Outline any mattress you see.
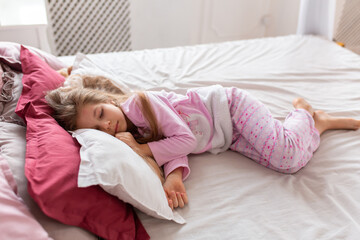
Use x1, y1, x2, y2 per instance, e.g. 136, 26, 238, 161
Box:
60, 35, 360, 239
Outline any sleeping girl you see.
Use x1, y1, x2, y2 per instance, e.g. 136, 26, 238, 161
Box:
46, 74, 360, 210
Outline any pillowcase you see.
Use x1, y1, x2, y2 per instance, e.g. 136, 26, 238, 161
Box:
15, 46, 149, 240
0, 122, 99, 240
73, 129, 186, 224
0, 41, 66, 72
68, 53, 132, 93
0, 156, 52, 240
0, 122, 27, 198
0, 62, 25, 125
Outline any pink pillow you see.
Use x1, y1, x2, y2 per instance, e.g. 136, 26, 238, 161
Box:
0, 42, 66, 72
15, 46, 149, 240
0, 156, 52, 240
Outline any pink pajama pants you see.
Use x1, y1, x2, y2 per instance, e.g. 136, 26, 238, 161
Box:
225, 87, 320, 173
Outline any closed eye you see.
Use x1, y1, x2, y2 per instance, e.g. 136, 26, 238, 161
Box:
99, 108, 103, 119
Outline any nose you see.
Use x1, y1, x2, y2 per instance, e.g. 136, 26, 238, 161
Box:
100, 120, 111, 132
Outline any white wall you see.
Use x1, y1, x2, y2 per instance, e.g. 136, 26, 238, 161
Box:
130, 0, 204, 50
0, 0, 47, 26
0, 0, 51, 52
130, 0, 300, 50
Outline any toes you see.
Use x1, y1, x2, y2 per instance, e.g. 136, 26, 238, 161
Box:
292, 97, 303, 107
293, 98, 314, 116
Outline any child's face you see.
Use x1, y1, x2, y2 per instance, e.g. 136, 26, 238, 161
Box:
76, 102, 127, 136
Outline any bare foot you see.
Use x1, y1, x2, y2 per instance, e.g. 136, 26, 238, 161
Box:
292, 98, 360, 134
313, 110, 360, 135
293, 98, 314, 117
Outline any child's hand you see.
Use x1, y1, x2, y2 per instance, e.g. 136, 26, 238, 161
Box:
115, 132, 154, 158
163, 167, 188, 209
115, 132, 139, 149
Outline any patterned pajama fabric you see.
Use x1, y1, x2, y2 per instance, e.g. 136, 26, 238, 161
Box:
225, 88, 320, 173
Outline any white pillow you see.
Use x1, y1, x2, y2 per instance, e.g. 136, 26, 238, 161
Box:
67, 53, 132, 94
73, 129, 186, 224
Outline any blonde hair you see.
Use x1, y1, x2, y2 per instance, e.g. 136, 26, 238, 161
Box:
46, 75, 161, 142
45, 74, 164, 182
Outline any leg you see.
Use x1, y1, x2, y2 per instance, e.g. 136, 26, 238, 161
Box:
226, 88, 318, 173
293, 98, 360, 135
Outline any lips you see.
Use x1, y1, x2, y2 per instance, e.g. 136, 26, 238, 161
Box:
114, 121, 119, 134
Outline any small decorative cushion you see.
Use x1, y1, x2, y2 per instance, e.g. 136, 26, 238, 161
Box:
74, 129, 186, 224
0, 62, 24, 125
15, 46, 149, 240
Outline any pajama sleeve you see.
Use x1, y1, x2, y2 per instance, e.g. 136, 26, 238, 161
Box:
145, 93, 197, 161
122, 93, 196, 180
163, 156, 190, 181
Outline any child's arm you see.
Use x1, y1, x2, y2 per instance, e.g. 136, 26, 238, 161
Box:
122, 93, 197, 169
115, 132, 190, 208
115, 131, 188, 208
115, 132, 165, 183
163, 167, 188, 209
115, 132, 153, 158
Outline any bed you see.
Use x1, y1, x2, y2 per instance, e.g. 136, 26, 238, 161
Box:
1, 34, 360, 239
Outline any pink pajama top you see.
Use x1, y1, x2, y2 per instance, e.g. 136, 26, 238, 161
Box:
120, 85, 233, 180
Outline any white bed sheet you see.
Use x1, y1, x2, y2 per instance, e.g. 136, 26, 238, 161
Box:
60, 35, 360, 239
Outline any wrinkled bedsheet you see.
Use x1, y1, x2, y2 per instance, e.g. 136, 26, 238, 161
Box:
60, 35, 360, 239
